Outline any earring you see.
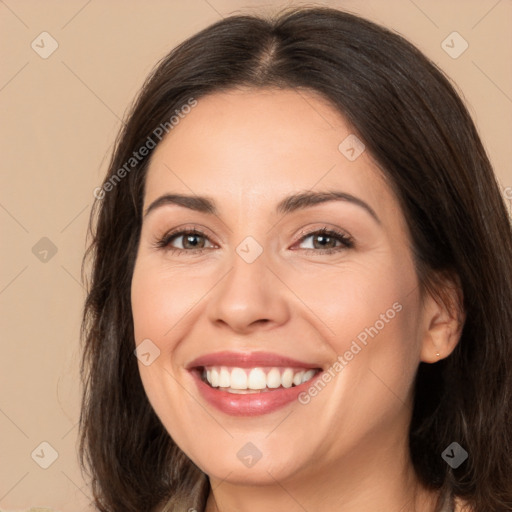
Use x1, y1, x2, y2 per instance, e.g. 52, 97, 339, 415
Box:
435, 351, 440, 357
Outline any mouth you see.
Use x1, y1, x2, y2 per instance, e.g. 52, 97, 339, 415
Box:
186, 351, 324, 416
197, 366, 321, 394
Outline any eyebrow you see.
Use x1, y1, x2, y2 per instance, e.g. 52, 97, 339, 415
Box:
143, 190, 380, 224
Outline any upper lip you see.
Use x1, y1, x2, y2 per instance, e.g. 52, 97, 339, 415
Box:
186, 351, 322, 370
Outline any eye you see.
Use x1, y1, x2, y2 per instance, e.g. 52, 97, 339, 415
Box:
154, 226, 354, 256
294, 227, 354, 254
155, 228, 215, 254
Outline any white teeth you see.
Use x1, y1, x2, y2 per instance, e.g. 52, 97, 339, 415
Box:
218, 367, 230, 387
302, 369, 316, 383
248, 368, 267, 390
230, 368, 247, 389
210, 368, 219, 387
202, 365, 319, 391
281, 368, 294, 388
293, 371, 304, 386
266, 368, 281, 388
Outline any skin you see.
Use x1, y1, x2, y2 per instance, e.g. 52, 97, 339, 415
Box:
131, 87, 463, 512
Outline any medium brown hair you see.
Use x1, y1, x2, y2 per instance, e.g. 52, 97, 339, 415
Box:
79, 6, 512, 511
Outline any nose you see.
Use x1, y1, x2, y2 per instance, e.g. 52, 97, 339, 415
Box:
206, 245, 291, 334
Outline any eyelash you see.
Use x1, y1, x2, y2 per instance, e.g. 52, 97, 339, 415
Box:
154, 226, 354, 256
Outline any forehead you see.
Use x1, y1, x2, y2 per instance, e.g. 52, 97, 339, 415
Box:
144, 88, 397, 225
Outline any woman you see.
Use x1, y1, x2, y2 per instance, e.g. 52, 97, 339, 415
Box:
79, 6, 512, 512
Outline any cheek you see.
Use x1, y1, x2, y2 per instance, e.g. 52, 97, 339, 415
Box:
130, 261, 205, 444
298, 254, 423, 411
131, 260, 209, 352
289, 258, 422, 443
335, 260, 422, 406
290, 253, 420, 354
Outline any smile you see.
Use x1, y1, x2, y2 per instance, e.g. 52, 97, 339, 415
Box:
187, 351, 324, 416
202, 366, 320, 393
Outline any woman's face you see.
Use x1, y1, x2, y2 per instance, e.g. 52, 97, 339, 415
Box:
131, 88, 429, 486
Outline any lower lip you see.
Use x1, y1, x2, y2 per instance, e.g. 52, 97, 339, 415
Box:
189, 369, 323, 416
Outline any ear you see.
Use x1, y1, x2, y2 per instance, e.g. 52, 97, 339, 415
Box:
419, 272, 465, 363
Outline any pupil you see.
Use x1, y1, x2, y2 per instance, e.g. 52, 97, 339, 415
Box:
315, 234, 332, 248
186, 234, 203, 248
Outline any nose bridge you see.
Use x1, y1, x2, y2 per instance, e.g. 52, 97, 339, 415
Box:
206, 234, 290, 332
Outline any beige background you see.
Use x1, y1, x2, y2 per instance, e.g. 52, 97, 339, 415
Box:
0, 0, 510, 510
